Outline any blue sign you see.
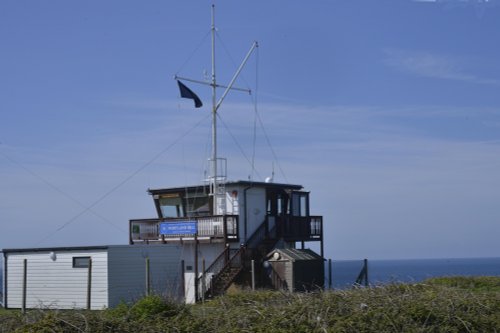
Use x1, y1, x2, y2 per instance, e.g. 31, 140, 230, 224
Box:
160, 221, 197, 235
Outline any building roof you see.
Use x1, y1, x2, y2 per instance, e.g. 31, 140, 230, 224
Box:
2, 245, 109, 254
1, 244, 180, 254
267, 248, 323, 262
148, 180, 303, 195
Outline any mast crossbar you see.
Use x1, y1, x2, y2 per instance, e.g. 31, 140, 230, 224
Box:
215, 41, 258, 112
174, 75, 251, 94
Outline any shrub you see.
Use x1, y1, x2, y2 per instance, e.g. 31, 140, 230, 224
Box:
129, 295, 185, 321
2, 278, 500, 332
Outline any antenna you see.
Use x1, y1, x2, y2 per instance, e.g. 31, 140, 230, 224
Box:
265, 162, 275, 183
176, 5, 259, 215
210, 4, 218, 214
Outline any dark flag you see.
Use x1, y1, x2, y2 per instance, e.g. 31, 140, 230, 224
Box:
177, 80, 203, 108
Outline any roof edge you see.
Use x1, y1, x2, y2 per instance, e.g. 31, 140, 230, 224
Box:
2, 245, 110, 254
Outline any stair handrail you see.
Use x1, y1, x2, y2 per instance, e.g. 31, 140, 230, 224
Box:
245, 218, 269, 250
196, 244, 230, 295
198, 217, 277, 300
203, 245, 230, 276
208, 245, 246, 295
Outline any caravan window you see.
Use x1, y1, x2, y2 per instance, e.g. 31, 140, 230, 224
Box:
72, 256, 90, 268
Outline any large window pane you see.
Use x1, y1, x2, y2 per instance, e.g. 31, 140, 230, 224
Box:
186, 195, 210, 216
160, 196, 185, 218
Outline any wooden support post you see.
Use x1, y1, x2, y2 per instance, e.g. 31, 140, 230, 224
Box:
328, 258, 332, 289
194, 235, 199, 302
145, 257, 151, 296
320, 220, 324, 259
181, 260, 185, 301
364, 258, 369, 287
223, 215, 228, 241
22, 259, 27, 314
86, 258, 92, 310
225, 243, 229, 264
301, 241, 305, 249
251, 260, 255, 291
201, 259, 206, 302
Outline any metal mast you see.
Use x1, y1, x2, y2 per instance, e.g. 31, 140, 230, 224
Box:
210, 4, 218, 214
176, 5, 258, 215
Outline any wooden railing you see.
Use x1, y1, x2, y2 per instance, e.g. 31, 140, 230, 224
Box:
213, 246, 245, 290
197, 245, 230, 299
276, 215, 323, 241
198, 245, 245, 300
195, 214, 323, 300
197, 219, 270, 300
129, 215, 238, 244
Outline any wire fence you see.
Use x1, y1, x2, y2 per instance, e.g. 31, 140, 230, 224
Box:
324, 257, 500, 290
324, 259, 368, 289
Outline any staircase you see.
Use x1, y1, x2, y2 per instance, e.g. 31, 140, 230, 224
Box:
197, 218, 279, 301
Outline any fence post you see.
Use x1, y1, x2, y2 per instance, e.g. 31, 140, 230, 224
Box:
201, 258, 206, 302
355, 258, 369, 287
145, 257, 151, 296
328, 258, 332, 289
22, 259, 27, 314
181, 260, 185, 301
87, 258, 92, 310
194, 235, 198, 302
251, 260, 255, 291
364, 258, 369, 287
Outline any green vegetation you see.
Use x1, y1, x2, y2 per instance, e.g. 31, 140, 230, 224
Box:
1, 276, 499, 332
425, 276, 500, 292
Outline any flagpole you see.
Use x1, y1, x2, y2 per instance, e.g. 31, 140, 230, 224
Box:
211, 4, 218, 214
175, 5, 257, 216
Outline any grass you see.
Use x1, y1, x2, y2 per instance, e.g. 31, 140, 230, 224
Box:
1, 276, 499, 332
425, 276, 500, 292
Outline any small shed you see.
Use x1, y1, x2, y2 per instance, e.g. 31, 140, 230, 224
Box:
2, 244, 182, 310
266, 248, 324, 292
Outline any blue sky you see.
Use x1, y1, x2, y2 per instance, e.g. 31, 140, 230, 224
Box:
1, 0, 500, 260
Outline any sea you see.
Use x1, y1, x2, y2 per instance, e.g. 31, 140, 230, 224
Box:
1, 257, 499, 299
327, 257, 500, 289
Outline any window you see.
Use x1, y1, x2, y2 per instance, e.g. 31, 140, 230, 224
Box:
159, 196, 185, 218
291, 192, 309, 217
73, 256, 91, 268
185, 195, 210, 217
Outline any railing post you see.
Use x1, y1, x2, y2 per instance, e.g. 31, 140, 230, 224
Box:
320, 219, 324, 258
225, 244, 229, 264
129, 222, 133, 244
223, 215, 227, 241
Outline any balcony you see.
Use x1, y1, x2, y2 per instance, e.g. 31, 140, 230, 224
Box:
129, 215, 239, 244
275, 215, 323, 242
